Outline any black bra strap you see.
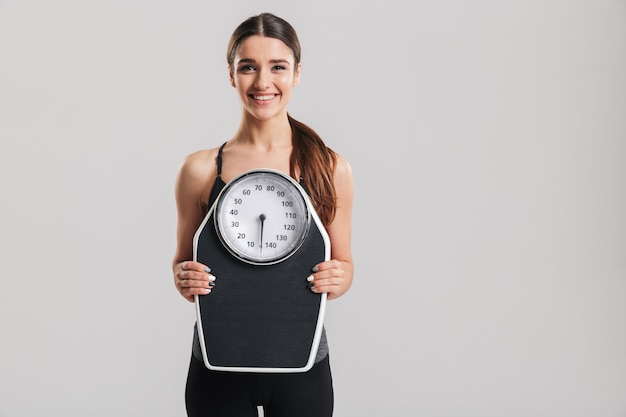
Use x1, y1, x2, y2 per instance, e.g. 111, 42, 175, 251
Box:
216, 142, 227, 176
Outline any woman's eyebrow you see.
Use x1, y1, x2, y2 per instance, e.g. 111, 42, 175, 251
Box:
236, 58, 291, 65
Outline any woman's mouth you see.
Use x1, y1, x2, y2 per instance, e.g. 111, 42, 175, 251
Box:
251, 94, 277, 101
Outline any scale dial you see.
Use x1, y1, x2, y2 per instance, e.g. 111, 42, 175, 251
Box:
214, 169, 311, 265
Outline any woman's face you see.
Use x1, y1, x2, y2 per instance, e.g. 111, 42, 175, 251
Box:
229, 35, 301, 122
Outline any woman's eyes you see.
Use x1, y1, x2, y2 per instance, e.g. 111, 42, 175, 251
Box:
238, 65, 287, 72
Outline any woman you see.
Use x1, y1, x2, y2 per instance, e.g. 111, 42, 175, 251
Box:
172, 13, 354, 417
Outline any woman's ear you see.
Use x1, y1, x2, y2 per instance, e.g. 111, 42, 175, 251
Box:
228, 65, 236, 87
293, 63, 301, 87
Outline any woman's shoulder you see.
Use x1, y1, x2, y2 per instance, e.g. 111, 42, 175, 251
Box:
181, 146, 221, 171
176, 146, 222, 186
333, 152, 352, 178
331, 152, 354, 194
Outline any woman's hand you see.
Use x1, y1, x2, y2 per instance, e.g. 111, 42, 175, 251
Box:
306, 259, 352, 301
174, 261, 216, 302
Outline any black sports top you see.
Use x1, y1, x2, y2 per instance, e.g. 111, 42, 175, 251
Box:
191, 142, 329, 364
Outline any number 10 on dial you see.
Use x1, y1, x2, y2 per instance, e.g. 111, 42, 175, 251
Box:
214, 169, 311, 265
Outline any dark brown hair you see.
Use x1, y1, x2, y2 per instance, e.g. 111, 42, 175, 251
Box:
227, 13, 337, 226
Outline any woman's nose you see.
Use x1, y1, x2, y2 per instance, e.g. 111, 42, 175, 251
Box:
254, 69, 270, 89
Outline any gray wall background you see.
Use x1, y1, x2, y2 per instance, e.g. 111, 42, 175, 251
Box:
1, 1, 625, 416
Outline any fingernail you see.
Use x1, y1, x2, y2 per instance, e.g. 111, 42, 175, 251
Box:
208, 275, 216, 281
204, 267, 212, 273
311, 266, 319, 272
204, 288, 212, 294
306, 275, 314, 282
208, 281, 216, 287
308, 282, 315, 288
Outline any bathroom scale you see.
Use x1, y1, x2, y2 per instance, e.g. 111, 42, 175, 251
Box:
193, 168, 330, 373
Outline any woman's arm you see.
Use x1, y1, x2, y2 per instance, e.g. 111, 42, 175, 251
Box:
307, 154, 354, 300
172, 150, 217, 302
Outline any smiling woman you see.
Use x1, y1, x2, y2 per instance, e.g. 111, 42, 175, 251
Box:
229, 35, 301, 123
171, 12, 354, 417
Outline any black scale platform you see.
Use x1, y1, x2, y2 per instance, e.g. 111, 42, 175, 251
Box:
193, 207, 328, 373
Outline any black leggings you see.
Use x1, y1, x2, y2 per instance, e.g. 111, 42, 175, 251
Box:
185, 354, 334, 417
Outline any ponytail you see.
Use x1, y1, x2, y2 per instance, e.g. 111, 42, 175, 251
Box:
288, 114, 337, 227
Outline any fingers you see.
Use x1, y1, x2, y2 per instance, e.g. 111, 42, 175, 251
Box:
306, 260, 344, 298
179, 261, 211, 274
176, 261, 216, 302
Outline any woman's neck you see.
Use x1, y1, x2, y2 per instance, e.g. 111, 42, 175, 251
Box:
232, 112, 292, 148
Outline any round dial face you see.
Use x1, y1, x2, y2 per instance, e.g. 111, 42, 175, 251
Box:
214, 169, 311, 264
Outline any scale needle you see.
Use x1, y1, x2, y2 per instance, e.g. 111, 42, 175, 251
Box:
259, 214, 266, 255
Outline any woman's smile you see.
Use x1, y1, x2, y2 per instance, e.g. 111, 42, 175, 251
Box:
250, 93, 278, 102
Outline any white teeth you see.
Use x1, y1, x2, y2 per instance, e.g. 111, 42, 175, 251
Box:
253, 95, 274, 101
